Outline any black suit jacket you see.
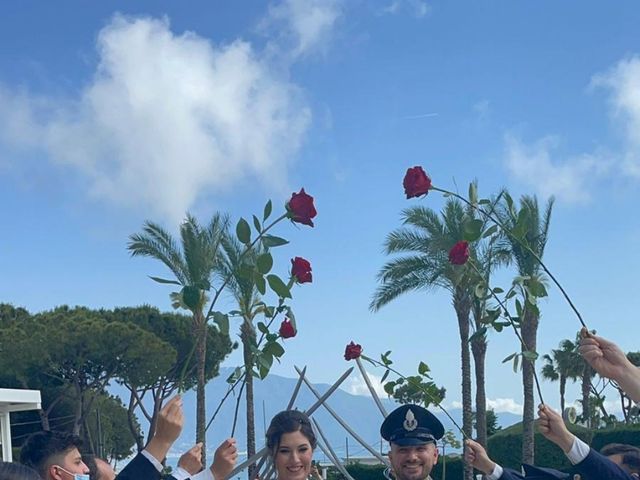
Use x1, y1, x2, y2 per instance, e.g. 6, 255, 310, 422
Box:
115, 453, 181, 480
575, 448, 636, 480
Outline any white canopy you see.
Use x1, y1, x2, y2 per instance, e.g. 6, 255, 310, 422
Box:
0, 388, 41, 461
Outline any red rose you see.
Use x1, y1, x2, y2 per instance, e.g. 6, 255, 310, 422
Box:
288, 188, 317, 227
291, 257, 312, 283
279, 318, 296, 339
449, 241, 470, 265
344, 341, 362, 361
403, 166, 432, 199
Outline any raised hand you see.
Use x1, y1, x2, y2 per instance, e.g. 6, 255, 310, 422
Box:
211, 438, 238, 480
464, 439, 496, 475
537, 404, 575, 453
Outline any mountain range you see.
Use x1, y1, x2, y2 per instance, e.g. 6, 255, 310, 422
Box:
115, 367, 521, 466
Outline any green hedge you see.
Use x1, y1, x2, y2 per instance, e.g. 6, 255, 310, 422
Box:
486, 420, 640, 471
335, 455, 463, 480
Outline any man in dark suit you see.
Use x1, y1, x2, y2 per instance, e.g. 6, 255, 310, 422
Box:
465, 438, 569, 479
464, 404, 640, 480
116, 395, 238, 480
538, 404, 639, 479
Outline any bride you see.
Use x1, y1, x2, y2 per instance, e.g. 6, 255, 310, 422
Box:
265, 410, 317, 480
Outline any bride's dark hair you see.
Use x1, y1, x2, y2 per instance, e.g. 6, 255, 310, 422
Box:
266, 410, 317, 454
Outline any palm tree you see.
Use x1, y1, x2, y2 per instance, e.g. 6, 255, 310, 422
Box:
541, 338, 582, 413
371, 199, 477, 480
497, 194, 554, 465
128, 213, 228, 462
218, 233, 264, 480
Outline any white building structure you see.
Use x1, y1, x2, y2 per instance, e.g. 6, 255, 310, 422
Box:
0, 388, 41, 461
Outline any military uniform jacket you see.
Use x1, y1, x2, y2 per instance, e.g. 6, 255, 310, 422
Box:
574, 448, 636, 480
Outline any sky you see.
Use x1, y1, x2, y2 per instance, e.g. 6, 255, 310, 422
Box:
1, 0, 640, 427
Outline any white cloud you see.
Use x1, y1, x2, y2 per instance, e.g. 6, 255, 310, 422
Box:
591, 55, 640, 177
447, 398, 522, 414
344, 371, 387, 398
0, 13, 314, 222
262, 0, 342, 59
503, 134, 611, 204
487, 397, 523, 415
381, 0, 431, 18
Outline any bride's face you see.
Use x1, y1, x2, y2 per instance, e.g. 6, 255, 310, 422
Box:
274, 430, 314, 480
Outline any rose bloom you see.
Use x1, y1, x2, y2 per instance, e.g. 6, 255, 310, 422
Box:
344, 341, 362, 360
279, 318, 296, 339
291, 257, 312, 283
448, 241, 470, 265
403, 167, 432, 199
288, 189, 317, 227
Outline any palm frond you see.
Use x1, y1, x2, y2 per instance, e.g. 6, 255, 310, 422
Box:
128, 221, 188, 285
384, 229, 432, 255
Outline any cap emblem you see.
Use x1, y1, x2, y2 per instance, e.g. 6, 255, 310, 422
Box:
403, 409, 418, 431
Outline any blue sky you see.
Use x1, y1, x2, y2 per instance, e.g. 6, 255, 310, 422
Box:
2, 0, 640, 425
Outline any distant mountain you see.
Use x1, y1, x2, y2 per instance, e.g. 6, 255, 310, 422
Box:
114, 368, 521, 462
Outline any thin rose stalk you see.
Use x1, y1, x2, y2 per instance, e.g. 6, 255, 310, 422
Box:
205, 371, 246, 432
467, 261, 545, 405
431, 185, 587, 329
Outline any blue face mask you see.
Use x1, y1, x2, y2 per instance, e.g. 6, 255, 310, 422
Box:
55, 465, 90, 480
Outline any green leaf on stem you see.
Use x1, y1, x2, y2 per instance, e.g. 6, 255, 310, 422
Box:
515, 299, 523, 317
384, 381, 396, 395
212, 311, 229, 336
263, 199, 273, 221
502, 353, 516, 363
264, 341, 285, 358
236, 218, 251, 244
418, 361, 430, 376
254, 273, 266, 296
527, 278, 548, 298
463, 218, 484, 242
381, 369, 390, 383
469, 327, 487, 341
513, 355, 520, 372
257, 322, 269, 334
262, 235, 289, 248
258, 351, 274, 370
149, 276, 182, 286
256, 252, 274, 275
267, 274, 292, 299
522, 350, 539, 361
253, 215, 262, 233
468, 182, 478, 205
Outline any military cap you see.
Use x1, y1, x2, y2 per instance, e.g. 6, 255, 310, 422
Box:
521, 464, 570, 479
380, 404, 444, 446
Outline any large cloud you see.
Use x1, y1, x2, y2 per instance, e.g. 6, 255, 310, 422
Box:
503, 134, 610, 204
592, 55, 640, 177
0, 13, 314, 221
